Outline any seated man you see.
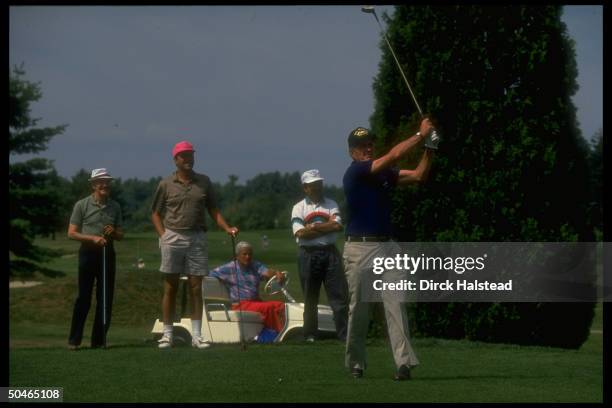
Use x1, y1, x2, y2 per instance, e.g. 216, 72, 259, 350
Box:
209, 241, 286, 332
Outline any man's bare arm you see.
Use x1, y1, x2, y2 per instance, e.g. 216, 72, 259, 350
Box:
398, 149, 434, 185
371, 118, 433, 174
68, 224, 107, 246
371, 133, 425, 174
151, 211, 165, 237
208, 207, 239, 235
295, 220, 342, 239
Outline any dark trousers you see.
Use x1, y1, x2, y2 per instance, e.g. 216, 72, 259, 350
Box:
298, 245, 348, 340
68, 244, 116, 347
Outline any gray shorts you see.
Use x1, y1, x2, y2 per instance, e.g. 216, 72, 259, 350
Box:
159, 228, 208, 276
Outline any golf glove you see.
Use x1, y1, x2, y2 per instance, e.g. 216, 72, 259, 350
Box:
423, 130, 440, 150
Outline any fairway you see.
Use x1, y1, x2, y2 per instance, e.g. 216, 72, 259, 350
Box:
9, 336, 603, 403
9, 230, 604, 402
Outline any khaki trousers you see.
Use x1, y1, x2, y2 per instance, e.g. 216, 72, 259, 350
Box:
342, 241, 419, 370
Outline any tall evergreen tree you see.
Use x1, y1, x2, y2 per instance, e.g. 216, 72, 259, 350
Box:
9, 65, 68, 277
369, 6, 596, 347
588, 129, 603, 239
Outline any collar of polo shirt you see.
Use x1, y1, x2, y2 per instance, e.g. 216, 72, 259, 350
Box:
305, 196, 325, 206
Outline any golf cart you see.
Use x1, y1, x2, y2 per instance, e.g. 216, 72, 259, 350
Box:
151, 272, 337, 344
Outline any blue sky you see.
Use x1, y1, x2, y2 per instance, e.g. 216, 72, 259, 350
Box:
9, 5, 603, 187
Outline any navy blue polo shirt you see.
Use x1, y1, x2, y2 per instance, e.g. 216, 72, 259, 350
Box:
343, 160, 399, 236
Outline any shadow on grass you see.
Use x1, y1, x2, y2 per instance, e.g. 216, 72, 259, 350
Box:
412, 374, 549, 381
14, 343, 156, 351
87, 344, 154, 350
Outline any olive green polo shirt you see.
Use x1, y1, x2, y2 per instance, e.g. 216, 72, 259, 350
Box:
69, 195, 123, 236
151, 171, 218, 231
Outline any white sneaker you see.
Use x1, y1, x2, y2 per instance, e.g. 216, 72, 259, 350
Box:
158, 334, 173, 349
191, 336, 211, 349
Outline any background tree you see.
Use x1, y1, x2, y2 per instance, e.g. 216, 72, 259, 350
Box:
9, 64, 68, 277
369, 5, 597, 348
211, 172, 346, 231
587, 129, 603, 240
119, 176, 162, 231
45, 170, 344, 234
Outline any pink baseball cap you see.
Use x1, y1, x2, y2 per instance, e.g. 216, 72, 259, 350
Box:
172, 141, 195, 158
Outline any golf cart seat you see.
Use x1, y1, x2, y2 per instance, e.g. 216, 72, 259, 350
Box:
206, 309, 264, 323
201, 277, 264, 343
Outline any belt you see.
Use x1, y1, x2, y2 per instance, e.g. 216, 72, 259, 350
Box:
300, 244, 336, 252
345, 236, 391, 242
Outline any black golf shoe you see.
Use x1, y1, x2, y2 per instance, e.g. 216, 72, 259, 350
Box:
393, 365, 411, 381
351, 367, 363, 379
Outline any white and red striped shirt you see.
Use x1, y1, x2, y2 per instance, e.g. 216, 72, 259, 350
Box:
291, 197, 342, 247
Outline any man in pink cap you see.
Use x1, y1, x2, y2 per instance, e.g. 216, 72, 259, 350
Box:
151, 141, 239, 349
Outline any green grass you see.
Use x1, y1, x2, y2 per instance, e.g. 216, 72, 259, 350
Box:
9, 334, 603, 402
9, 230, 603, 402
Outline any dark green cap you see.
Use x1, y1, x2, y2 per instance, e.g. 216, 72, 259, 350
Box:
347, 127, 374, 148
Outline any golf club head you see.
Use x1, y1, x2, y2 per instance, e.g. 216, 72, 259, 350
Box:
361, 5, 376, 14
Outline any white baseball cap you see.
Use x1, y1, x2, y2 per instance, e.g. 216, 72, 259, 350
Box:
301, 169, 324, 184
88, 168, 114, 181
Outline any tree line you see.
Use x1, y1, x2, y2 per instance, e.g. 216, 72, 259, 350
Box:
51, 170, 345, 233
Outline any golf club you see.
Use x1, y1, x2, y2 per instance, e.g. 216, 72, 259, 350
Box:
362, 5, 440, 146
361, 5, 424, 117
230, 234, 247, 351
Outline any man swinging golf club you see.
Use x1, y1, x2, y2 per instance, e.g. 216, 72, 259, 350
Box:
67, 168, 124, 350
343, 119, 439, 380
344, 6, 440, 380
152, 141, 239, 349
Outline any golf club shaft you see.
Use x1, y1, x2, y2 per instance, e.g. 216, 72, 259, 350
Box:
230, 234, 247, 349
371, 10, 424, 117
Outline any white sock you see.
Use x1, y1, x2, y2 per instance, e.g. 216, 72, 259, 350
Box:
163, 325, 174, 338
191, 320, 202, 338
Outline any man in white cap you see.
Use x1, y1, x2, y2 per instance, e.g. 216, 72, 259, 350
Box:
67, 168, 124, 350
151, 141, 239, 349
291, 169, 348, 342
